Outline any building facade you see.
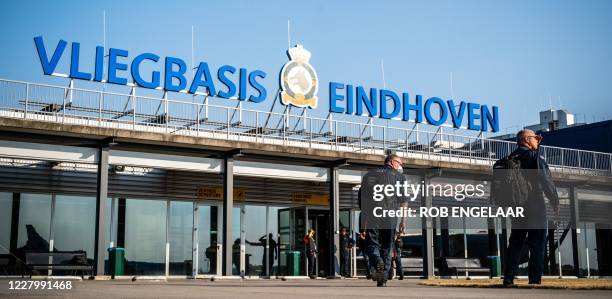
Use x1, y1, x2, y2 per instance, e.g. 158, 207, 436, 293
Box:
0, 79, 611, 279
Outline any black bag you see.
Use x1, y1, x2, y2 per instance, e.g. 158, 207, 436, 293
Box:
491, 154, 530, 208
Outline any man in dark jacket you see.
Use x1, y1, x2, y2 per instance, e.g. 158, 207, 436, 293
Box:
503, 129, 559, 286
360, 154, 407, 287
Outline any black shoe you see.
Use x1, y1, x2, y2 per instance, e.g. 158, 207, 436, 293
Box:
365, 274, 371, 280
374, 260, 385, 285
398, 277, 404, 280
309, 275, 316, 279
376, 280, 387, 287
502, 280, 516, 288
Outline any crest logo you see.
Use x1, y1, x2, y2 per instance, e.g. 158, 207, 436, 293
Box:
280, 45, 318, 109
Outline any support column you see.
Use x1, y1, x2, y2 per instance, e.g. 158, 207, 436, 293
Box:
328, 166, 340, 278
569, 186, 582, 277
93, 144, 109, 276
221, 150, 241, 275
222, 157, 234, 275
421, 174, 434, 279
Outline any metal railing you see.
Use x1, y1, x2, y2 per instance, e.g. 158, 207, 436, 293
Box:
0, 78, 610, 176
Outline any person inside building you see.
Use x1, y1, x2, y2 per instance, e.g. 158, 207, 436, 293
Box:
303, 228, 318, 279
503, 129, 560, 287
246, 233, 278, 277
339, 226, 354, 278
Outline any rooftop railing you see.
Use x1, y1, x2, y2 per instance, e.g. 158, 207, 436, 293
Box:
0, 78, 610, 176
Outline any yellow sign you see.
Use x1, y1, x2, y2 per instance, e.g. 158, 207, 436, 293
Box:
196, 187, 246, 201
292, 192, 328, 206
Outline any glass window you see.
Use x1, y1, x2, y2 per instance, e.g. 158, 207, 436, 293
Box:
169, 201, 193, 276
465, 218, 489, 260
580, 222, 598, 277
197, 205, 218, 275
124, 199, 167, 275
104, 197, 117, 274
53, 195, 96, 260
448, 217, 465, 258
0, 192, 12, 255
267, 207, 282, 276
244, 205, 266, 277
17, 193, 52, 251
231, 207, 241, 275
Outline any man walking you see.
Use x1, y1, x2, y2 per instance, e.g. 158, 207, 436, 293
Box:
359, 154, 406, 287
503, 129, 559, 286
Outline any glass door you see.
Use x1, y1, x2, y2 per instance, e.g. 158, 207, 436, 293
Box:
277, 207, 307, 276
194, 203, 220, 276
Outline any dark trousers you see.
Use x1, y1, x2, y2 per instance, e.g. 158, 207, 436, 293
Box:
504, 229, 546, 283
389, 255, 403, 279
341, 250, 350, 277
361, 250, 370, 277
364, 229, 394, 280
307, 252, 317, 276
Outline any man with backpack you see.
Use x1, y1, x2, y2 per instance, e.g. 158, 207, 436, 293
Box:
359, 154, 407, 287
496, 129, 559, 287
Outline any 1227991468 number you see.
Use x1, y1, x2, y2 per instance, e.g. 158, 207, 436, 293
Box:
8, 280, 72, 290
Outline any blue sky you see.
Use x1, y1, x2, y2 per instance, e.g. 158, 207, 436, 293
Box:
1, 0, 611, 135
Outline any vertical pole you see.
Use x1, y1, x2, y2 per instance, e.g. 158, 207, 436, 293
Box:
108, 198, 115, 248
421, 174, 434, 278
94, 144, 109, 276
49, 194, 56, 275
569, 186, 582, 277
192, 203, 199, 278
165, 200, 170, 278
239, 206, 245, 277
165, 93, 169, 133
24, 83, 29, 118
98, 92, 103, 124
328, 166, 340, 278
350, 210, 356, 277
195, 102, 200, 137
216, 205, 223, 275
132, 88, 137, 131
204, 96, 209, 121
222, 157, 234, 276
265, 206, 270, 278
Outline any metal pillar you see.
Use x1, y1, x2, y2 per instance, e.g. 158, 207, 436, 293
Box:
222, 149, 241, 276
222, 157, 234, 276
421, 174, 435, 279
569, 186, 582, 277
328, 166, 341, 278
93, 144, 109, 276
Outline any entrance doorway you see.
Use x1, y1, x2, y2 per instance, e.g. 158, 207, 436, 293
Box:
278, 207, 330, 277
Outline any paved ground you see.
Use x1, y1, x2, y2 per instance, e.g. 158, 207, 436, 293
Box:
1, 278, 611, 299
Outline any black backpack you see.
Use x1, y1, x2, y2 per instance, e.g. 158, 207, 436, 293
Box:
491, 153, 530, 208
